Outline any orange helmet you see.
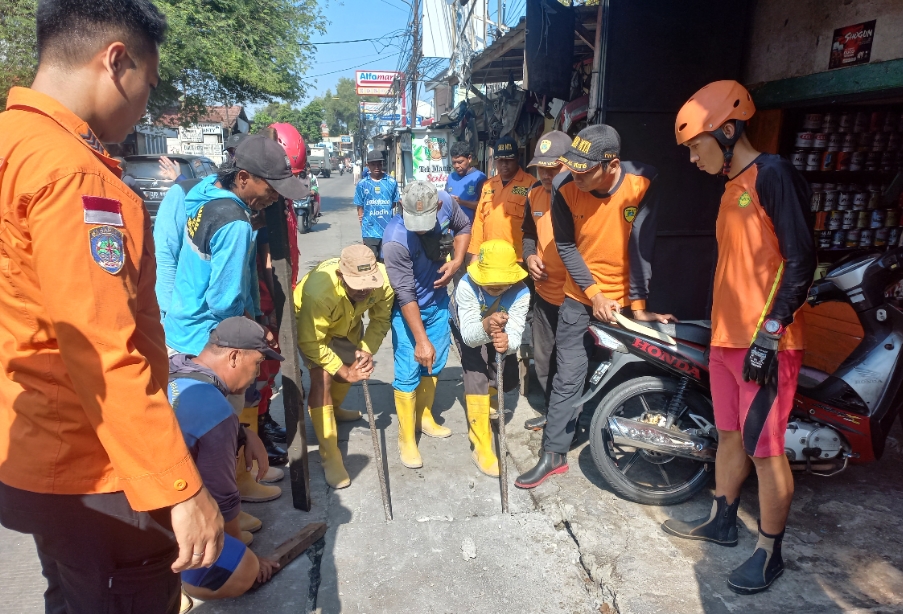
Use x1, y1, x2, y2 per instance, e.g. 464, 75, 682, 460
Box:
675, 80, 755, 145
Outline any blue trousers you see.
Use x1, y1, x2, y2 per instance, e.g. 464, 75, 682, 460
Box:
391, 294, 451, 392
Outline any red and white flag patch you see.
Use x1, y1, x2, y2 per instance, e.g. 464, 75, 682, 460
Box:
82, 196, 123, 226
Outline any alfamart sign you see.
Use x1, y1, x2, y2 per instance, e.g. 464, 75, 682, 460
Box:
356, 71, 404, 97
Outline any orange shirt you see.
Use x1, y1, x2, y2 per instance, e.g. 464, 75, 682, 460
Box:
553, 164, 657, 310
711, 155, 814, 350
467, 168, 535, 260
523, 184, 567, 306
0, 88, 201, 511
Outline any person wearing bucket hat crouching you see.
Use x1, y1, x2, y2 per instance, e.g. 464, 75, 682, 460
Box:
452, 240, 530, 476
382, 181, 472, 468
294, 245, 394, 488
521, 130, 572, 431
515, 124, 674, 489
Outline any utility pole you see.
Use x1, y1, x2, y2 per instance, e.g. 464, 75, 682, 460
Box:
410, 0, 420, 129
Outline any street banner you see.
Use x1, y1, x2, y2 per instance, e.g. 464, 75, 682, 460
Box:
356, 71, 403, 97
423, 0, 453, 59
411, 128, 451, 189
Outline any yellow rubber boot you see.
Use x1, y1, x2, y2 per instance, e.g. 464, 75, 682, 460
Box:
239, 530, 254, 546
236, 447, 283, 502
330, 380, 362, 422
489, 386, 499, 418
308, 405, 351, 488
466, 395, 499, 477
238, 510, 262, 533
415, 376, 451, 438
239, 405, 285, 483
394, 389, 423, 468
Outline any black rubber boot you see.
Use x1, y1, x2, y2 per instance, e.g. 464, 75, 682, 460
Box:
661, 495, 740, 546
727, 522, 785, 595
260, 429, 288, 466
514, 451, 568, 489
259, 411, 287, 443
524, 415, 547, 431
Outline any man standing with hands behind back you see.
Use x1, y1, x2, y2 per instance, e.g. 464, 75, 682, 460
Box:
355, 151, 401, 259
0, 1, 223, 611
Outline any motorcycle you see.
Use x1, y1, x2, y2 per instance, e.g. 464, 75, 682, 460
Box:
579, 246, 903, 506
293, 190, 321, 234
339, 165, 345, 176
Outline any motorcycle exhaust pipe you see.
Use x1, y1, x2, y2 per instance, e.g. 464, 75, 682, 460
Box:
607, 416, 716, 462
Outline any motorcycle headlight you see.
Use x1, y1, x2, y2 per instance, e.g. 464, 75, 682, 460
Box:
588, 325, 627, 353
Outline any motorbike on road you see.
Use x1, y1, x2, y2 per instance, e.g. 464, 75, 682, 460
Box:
294, 179, 321, 234
580, 246, 903, 506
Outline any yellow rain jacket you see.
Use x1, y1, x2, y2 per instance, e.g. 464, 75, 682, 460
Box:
294, 258, 394, 374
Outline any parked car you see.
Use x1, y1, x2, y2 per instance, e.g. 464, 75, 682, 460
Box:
123, 154, 219, 221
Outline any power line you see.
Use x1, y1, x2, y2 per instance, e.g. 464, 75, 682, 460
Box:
305, 52, 402, 79
306, 32, 406, 45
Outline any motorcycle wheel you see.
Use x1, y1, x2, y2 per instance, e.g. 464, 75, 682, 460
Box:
298, 212, 310, 234
589, 375, 714, 506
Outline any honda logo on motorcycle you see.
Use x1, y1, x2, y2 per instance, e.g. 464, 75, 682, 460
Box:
632, 338, 701, 379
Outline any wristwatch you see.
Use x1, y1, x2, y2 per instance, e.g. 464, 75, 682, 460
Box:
762, 318, 785, 337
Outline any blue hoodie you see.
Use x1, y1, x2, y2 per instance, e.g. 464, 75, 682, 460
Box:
154, 175, 216, 318
163, 179, 259, 355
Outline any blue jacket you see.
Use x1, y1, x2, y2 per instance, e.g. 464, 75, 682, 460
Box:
163, 179, 259, 355
154, 176, 216, 318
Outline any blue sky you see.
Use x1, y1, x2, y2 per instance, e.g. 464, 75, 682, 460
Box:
303, 0, 414, 101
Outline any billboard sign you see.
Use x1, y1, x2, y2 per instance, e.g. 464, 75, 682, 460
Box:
411, 129, 451, 189
356, 71, 403, 97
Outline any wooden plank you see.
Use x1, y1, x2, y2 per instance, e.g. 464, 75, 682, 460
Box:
750, 58, 903, 109
265, 202, 311, 511
800, 303, 863, 373
252, 522, 328, 589
746, 109, 783, 155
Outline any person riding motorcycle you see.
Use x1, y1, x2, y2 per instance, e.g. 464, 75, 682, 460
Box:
662, 80, 815, 595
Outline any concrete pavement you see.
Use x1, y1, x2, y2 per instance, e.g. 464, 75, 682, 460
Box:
4, 171, 901, 613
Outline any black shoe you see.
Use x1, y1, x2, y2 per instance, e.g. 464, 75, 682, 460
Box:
261, 433, 288, 466
661, 495, 739, 546
514, 451, 568, 489
259, 412, 287, 443
727, 523, 785, 594
524, 415, 547, 431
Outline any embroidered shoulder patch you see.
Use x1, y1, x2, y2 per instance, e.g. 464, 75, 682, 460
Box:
738, 191, 752, 208
511, 186, 529, 197
623, 206, 638, 223
89, 226, 125, 274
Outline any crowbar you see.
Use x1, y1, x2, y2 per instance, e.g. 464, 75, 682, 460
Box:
362, 378, 392, 521
496, 352, 509, 514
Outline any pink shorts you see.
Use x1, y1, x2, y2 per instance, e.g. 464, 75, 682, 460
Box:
709, 346, 802, 458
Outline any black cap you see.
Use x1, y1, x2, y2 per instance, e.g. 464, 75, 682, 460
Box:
528, 131, 571, 168
233, 135, 309, 200
494, 136, 518, 159
559, 124, 621, 173
208, 317, 284, 362
366, 150, 384, 163
225, 132, 249, 152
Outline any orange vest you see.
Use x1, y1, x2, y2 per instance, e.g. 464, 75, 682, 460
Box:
528, 185, 567, 306
0, 88, 201, 511
468, 168, 535, 261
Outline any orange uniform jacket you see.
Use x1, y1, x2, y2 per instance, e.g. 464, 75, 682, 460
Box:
551, 163, 659, 310
711, 154, 815, 350
521, 182, 568, 306
0, 88, 202, 511
467, 168, 535, 260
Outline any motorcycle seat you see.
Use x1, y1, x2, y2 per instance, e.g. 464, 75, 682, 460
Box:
639, 320, 712, 347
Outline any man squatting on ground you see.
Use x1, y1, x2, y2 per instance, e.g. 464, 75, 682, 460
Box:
452, 241, 530, 477
294, 245, 395, 489
0, 1, 224, 610
382, 181, 472, 468
521, 131, 573, 429
356, 150, 401, 259
516, 124, 674, 489
169, 318, 285, 599
662, 80, 815, 595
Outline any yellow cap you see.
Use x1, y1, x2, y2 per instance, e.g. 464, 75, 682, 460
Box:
467, 240, 528, 286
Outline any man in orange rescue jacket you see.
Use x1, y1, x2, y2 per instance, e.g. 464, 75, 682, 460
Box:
0, 1, 223, 611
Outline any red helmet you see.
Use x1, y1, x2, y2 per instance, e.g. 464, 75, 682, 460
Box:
270, 123, 307, 174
